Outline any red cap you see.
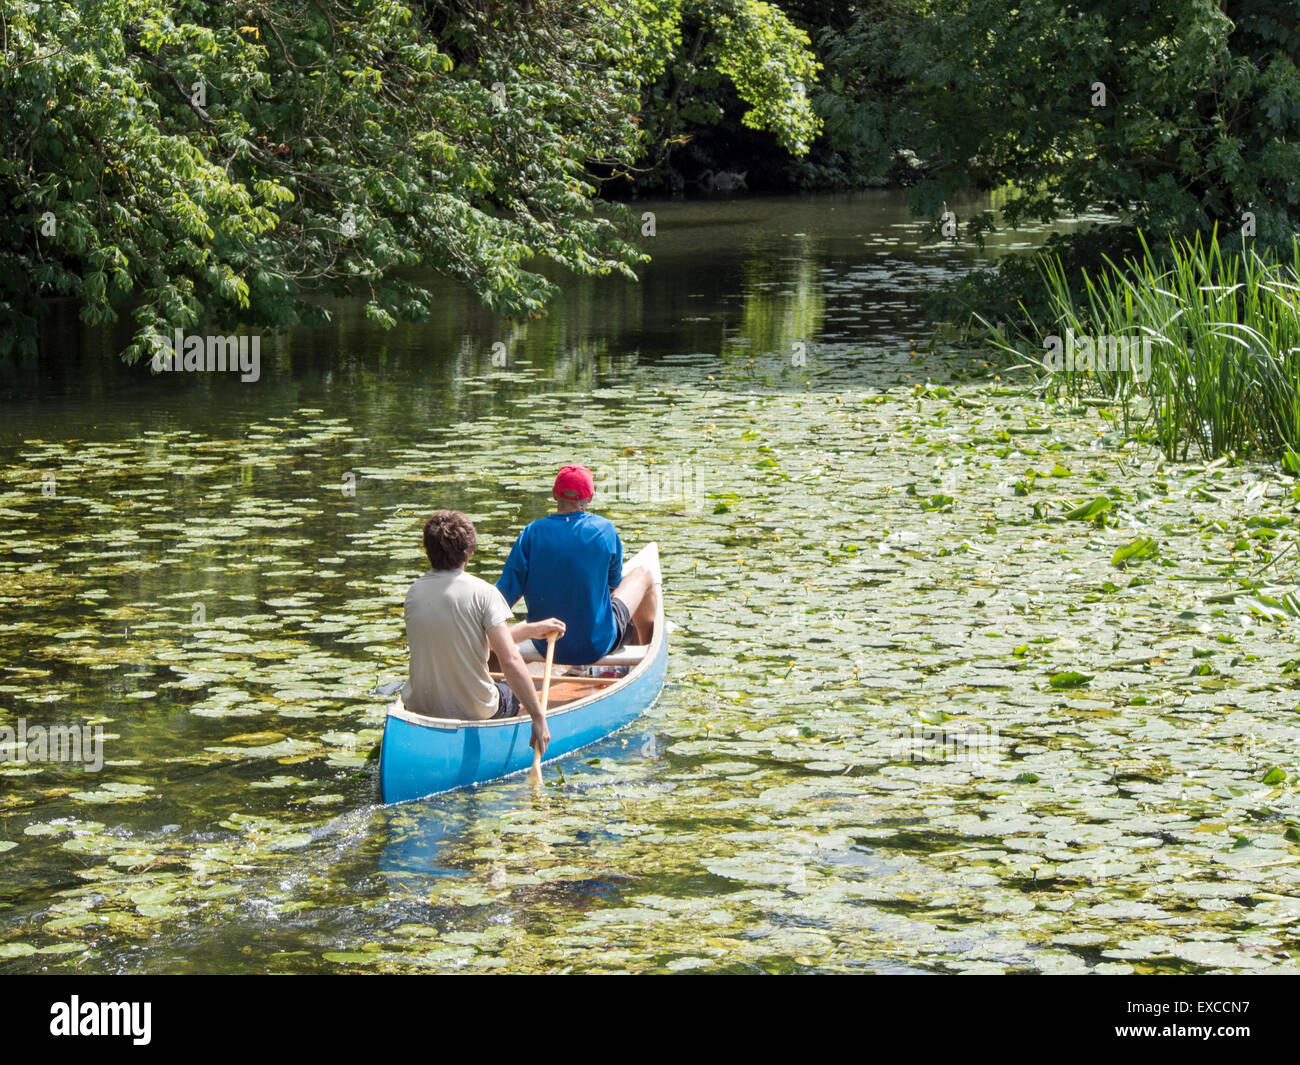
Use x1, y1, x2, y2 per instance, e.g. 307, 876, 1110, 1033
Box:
553, 464, 595, 501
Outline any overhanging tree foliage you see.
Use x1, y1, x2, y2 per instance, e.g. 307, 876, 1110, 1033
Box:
0, 0, 820, 360
906, 0, 1300, 245
814, 1, 1300, 247
598, 0, 823, 192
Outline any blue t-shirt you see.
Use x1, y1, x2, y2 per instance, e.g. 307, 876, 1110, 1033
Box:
496, 511, 623, 664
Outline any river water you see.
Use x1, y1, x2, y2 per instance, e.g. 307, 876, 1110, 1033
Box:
2, 193, 1298, 973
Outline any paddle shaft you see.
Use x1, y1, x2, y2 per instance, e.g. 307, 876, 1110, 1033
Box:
539, 634, 556, 712
528, 632, 557, 785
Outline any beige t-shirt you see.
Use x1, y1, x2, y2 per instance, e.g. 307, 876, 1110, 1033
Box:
402, 568, 513, 719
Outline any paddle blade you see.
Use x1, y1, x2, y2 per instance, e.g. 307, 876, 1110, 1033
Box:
527, 748, 542, 787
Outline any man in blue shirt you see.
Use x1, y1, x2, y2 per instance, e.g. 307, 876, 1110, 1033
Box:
496, 465, 657, 664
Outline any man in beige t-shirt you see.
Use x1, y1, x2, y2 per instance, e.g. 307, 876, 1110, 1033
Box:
403, 511, 563, 758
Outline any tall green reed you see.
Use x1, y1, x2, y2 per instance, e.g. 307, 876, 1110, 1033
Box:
979, 228, 1300, 463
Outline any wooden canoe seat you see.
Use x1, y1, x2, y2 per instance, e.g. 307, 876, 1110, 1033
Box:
518, 642, 650, 667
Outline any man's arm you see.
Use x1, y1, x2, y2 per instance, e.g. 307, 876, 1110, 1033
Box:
608, 530, 624, 592
495, 530, 528, 608
511, 618, 565, 644
487, 622, 550, 756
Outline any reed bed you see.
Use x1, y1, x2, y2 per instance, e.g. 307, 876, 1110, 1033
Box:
981, 229, 1300, 463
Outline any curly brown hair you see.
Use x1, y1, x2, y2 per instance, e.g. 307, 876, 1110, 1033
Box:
422, 510, 477, 570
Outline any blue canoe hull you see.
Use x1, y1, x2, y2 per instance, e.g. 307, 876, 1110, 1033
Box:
379, 593, 667, 803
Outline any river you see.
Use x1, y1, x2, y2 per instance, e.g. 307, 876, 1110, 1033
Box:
2, 193, 1297, 974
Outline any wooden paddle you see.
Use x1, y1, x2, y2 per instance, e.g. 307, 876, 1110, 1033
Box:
527, 631, 557, 787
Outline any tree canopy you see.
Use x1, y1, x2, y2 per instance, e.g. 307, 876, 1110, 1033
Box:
0, 0, 820, 359
814, 1, 1300, 247
5, 0, 1300, 360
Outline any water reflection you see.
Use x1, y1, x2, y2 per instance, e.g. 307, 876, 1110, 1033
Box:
3, 192, 1072, 442
7, 191, 1177, 975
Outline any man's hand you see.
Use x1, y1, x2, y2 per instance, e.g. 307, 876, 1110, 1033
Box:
530, 714, 551, 758
512, 617, 566, 643
531, 617, 566, 640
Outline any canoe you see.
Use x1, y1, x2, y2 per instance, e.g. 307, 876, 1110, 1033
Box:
379, 543, 667, 803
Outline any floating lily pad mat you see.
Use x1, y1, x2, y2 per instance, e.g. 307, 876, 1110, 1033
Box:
1, 196, 1297, 974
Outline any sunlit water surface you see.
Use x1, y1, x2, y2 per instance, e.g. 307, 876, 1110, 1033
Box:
2, 194, 1298, 974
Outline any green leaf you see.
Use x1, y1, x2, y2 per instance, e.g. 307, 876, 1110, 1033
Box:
1262, 767, 1287, 785
1063, 496, 1112, 521
1048, 671, 1093, 690
1112, 536, 1158, 567
1237, 595, 1300, 621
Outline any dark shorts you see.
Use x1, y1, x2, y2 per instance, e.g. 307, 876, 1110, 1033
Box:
491, 679, 521, 719
608, 596, 633, 656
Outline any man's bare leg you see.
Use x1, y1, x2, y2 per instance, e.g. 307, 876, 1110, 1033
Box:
613, 566, 658, 645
